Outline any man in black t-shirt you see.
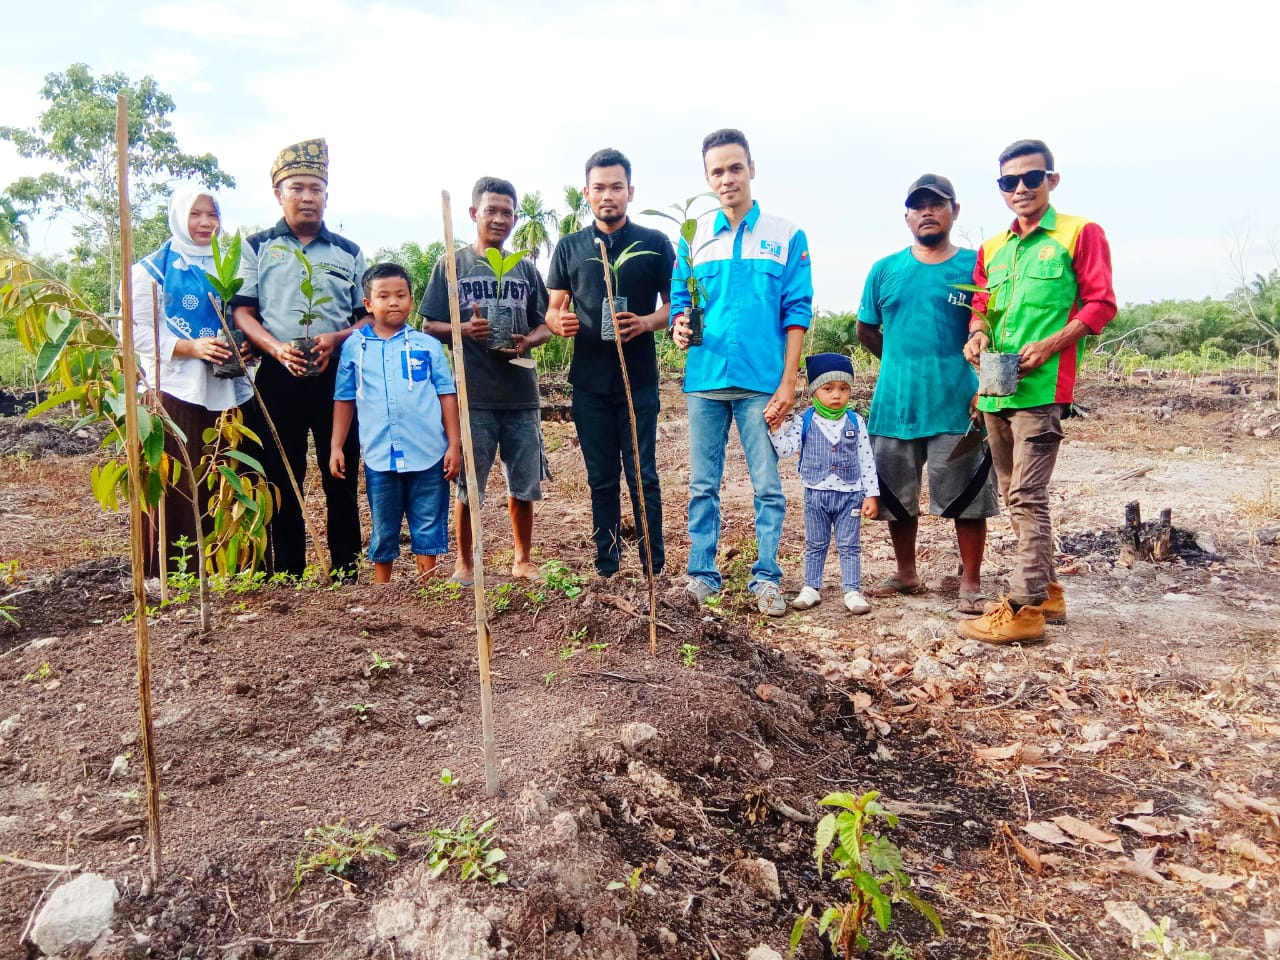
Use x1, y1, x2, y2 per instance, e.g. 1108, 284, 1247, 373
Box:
422, 177, 551, 582
546, 148, 675, 578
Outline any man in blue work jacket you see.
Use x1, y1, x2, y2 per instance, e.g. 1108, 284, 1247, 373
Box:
671, 128, 813, 616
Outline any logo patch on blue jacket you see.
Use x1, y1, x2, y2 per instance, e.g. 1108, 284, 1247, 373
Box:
759, 240, 783, 257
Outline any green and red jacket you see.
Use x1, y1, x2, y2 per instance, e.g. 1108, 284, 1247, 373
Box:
971, 206, 1115, 411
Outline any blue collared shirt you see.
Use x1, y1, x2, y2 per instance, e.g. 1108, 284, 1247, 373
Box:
671, 201, 813, 394
333, 325, 456, 473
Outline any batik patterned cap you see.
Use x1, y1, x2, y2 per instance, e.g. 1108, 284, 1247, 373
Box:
271, 138, 328, 187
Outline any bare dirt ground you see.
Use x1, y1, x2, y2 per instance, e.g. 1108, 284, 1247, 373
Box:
0, 372, 1277, 960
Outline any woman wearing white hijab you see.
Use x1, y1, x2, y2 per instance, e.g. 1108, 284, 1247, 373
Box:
131, 186, 253, 576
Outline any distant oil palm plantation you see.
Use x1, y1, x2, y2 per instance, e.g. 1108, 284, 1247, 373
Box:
512, 191, 557, 264
559, 186, 589, 237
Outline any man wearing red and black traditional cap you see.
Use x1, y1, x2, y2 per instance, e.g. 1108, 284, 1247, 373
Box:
233, 138, 369, 580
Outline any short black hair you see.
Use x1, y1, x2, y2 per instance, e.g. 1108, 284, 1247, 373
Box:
584, 148, 631, 183
472, 176, 517, 207
998, 139, 1055, 171
362, 262, 412, 298
702, 128, 752, 165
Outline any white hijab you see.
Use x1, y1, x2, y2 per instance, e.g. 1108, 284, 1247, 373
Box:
167, 185, 221, 259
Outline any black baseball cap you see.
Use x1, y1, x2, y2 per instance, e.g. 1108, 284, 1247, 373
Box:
905, 174, 956, 205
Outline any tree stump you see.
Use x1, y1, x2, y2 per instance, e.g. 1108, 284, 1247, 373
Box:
1118, 501, 1173, 565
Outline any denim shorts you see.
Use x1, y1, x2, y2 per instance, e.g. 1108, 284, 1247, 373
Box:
455, 407, 549, 504
365, 461, 449, 561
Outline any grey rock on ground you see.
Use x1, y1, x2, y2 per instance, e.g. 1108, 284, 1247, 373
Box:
30, 873, 119, 957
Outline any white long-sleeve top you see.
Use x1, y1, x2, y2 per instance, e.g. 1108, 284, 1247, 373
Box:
130, 261, 252, 411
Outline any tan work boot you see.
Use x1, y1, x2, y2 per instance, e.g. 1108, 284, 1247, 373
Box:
1034, 582, 1066, 624
959, 598, 1046, 644
984, 582, 1066, 624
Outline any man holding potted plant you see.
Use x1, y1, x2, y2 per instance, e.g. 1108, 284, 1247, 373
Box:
670, 129, 813, 616
856, 174, 999, 616
232, 138, 368, 580
545, 148, 675, 579
421, 177, 551, 583
960, 139, 1116, 643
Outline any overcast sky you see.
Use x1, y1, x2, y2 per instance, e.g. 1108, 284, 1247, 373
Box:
3, 0, 1278, 311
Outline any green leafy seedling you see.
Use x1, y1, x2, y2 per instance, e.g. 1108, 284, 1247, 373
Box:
792, 790, 942, 958
541, 559, 585, 598
439, 768, 455, 787
677, 643, 699, 668
419, 815, 508, 885
368, 651, 394, 677
348, 702, 374, 722
293, 820, 396, 892
483, 247, 529, 303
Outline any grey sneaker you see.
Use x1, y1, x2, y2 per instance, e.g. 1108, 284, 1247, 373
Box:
754, 582, 787, 617
685, 578, 716, 604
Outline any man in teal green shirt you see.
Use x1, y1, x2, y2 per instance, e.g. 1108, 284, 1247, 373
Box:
857, 174, 998, 615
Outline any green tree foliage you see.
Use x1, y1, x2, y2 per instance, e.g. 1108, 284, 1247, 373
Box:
371, 240, 449, 303
559, 185, 589, 237
0, 195, 31, 249
1097, 298, 1261, 358
0, 63, 234, 312
512, 191, 557, 264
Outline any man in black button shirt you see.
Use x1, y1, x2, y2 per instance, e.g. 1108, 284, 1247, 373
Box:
546, 148, 675, 578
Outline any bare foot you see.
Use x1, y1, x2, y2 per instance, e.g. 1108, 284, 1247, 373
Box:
450, 564, 474, 585
510, 560, 540, 580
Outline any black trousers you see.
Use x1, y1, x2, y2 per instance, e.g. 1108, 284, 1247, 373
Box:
247, 357, 361, 578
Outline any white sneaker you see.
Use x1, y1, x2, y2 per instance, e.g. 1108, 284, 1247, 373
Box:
844, 590, 872, 614
790, 586, 822, 610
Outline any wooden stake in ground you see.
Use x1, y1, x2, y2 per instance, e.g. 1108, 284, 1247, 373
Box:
115, 93, 162, 886
597, 240, 658, 655
441, 191, 498, 797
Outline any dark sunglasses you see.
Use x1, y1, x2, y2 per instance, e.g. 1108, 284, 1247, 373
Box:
997, 170, 1051, 192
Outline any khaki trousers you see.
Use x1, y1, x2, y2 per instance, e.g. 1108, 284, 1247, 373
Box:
983, 404, 1063, 605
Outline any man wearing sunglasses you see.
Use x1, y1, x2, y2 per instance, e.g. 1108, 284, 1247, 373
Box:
960, 139, 1115, 644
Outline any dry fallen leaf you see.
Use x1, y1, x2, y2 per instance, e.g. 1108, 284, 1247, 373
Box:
1105, 847, 1165, 884
1001, 822, 1042, 874
1104, 901, 1158, 948
1052, 815, 1125, 853
974, 743, 1023, 762
1070, 738, 1118, 754
1024, 820, 1073, 846
1047, 686, 1081, 711
1111, 814, 1193, 840
1166, 864, 1243, 889
1219, 834, 1276, 865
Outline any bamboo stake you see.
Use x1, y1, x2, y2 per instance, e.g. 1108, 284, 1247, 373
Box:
115, 94, 162, 887
441, 191, 498, 797
597, 241, 658, 655
151, 282, 168, 603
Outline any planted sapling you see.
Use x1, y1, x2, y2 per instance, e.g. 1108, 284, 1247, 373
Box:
271, 245, 334, 377
789, 790, 943, 958
588, 241, 660, 341
419, 815, 508, 884
293, 820, 396, 892
642, 194, 716, 345
481, 246, 530, 351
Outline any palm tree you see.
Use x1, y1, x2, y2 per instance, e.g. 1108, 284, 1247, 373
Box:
559, 185, 590, 237
0, 195, 31, 249
512, 191, 557, 264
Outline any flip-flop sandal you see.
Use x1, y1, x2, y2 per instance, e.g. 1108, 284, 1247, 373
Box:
866, 577, 928, 598
957, 591, 987, 615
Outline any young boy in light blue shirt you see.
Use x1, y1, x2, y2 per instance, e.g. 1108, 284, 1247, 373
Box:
331, 264, 461, 583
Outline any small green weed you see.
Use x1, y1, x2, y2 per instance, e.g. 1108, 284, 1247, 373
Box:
677, 643, 699, 668
419, 815, 508, 884
420, 578, 463, 605
23, 661, 52, 682
488, 582, 517, 613
368, 651, 394, 678
790, 791, 942, 958
293, 820, 396, 892
1143, 918, 1211, 960
439, 768, 456, 787
541, 559, 585, 598
348, 703, 375, 722
544, 671, 558, 688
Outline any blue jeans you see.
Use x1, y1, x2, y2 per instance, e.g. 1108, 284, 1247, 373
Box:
572, 385, 664, 576
365, 461, 449, 562
686, 392, 785, 592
